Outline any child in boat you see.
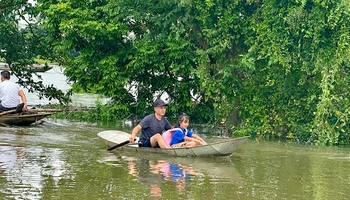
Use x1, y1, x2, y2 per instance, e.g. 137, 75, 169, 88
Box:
170, 113, 207, 148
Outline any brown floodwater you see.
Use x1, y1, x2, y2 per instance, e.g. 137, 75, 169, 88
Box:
0, 120, 349, 200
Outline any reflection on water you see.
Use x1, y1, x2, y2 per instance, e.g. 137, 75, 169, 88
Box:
100, 154, 196, 198
0, 133, 26, 173
233, 141, 350, 200
0, 130, 76, 199
0, 121, 106, 200
0, 145, 20, 171
99, 152, 244, 199
127, 157, 198, 198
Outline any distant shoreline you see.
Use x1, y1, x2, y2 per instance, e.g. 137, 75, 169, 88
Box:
0, 62, 54, 72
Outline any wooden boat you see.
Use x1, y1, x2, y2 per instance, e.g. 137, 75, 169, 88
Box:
0, 62, 53, 72
97, 130, 249, 157
0, 112, 53, 126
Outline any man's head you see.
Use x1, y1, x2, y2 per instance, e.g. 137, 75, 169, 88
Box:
154, 99, 168, 107
154, 99, 168, 117
1, 70, 11, 82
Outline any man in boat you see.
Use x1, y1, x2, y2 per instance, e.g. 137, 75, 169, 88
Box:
129, 99, 172, 148
0, 70, 28, 112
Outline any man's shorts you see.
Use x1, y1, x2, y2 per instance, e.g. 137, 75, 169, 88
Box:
138, 139, 160, 148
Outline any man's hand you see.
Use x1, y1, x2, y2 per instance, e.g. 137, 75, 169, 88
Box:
129, 135, 136, 143
130, 124, 142, 143
22, 103, 28, 111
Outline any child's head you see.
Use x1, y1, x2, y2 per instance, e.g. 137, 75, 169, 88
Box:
178, 113, 190, 129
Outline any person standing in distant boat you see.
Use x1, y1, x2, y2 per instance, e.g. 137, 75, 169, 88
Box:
170, 113, 207, 148
0, 70, 28, 112
129, 99, 172, 148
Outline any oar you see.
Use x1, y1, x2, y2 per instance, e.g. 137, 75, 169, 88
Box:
107, 139, 136, 151
43, 109, 63, 112
0, 109, 16, 116
0, 103, 25, 116
27, 108, 63, 113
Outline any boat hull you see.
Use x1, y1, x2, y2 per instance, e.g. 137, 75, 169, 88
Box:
0, 113, 52, 126
97, 130, 249, 157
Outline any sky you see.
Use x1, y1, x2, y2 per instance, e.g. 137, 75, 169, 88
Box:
18, 0, 37, 29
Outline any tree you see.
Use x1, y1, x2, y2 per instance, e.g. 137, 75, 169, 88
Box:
11, 0, 349, 145
242, 0, 350, 144
0, 0, 69, 104
36, 0, 210, 120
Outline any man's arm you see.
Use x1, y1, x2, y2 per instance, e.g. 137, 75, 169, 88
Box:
130, 124, 142, 143
165, 118, 173, 130
18, 90, 28, 111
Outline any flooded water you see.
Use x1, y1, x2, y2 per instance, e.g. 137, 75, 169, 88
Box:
10, 66, 109, 107
0, 121, 349, 200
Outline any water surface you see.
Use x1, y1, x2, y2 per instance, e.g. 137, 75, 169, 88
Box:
0, 121, 349, 200
11, 66, 109, 107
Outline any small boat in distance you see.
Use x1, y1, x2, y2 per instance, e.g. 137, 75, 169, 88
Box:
97, 130, 249, 157
0, 108, 62, 126
0, 112, 53, 126
0, 62, 53, 72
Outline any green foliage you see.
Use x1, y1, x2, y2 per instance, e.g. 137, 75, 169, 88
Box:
192, 0, 256, 128
39, 0, 350, 145
36, 0, 210, 122
243, 0, 350, 145
54, 100, 130, 124
2, 0, 349, 145
0, 1, 69, 104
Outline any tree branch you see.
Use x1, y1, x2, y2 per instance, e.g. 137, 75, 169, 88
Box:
0, 3, 15, 9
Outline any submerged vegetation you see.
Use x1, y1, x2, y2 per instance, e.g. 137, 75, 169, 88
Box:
1, 0, 349, 145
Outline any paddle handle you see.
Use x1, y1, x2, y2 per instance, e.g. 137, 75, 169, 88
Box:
0, 109, 16, 116
107, 139, 136, 151
0, 108, 63, 116
27, 109, 63, 113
